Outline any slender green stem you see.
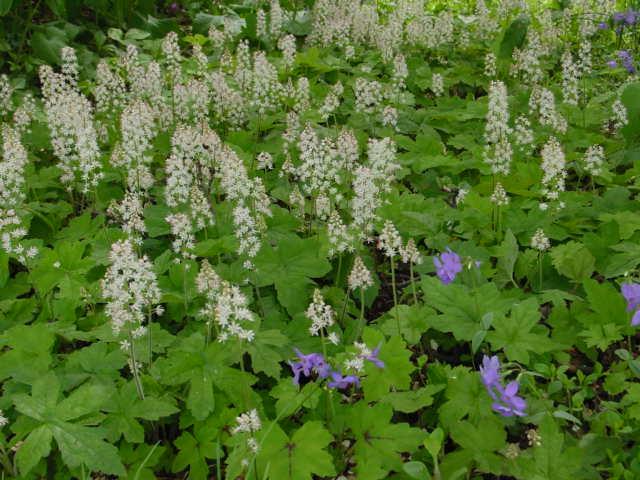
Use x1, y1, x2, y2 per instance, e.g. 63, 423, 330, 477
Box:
538, 253, 543, 292
410, 261, 418, 304
147, 307, 153, 367
390, 257, 400, 336
239, 344, 250, 410
357, 287, 366, 341
245, 383, 321, 480
129, 330, 145, 400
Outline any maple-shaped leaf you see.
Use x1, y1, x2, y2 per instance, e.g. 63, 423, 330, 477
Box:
256, 421, 335, 480
350, 402, 426, 480
12, 373, 125, 476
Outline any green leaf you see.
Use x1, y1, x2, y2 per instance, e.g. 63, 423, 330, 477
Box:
154, 334, 256, 420
247, 329, 288, 378
173, 430, 219, 479
52, 422, 125, 476
403, 461, 429, 479
439, 367, 493, 429
550, 242, 595, 283
350, 402, 426, 480
381, 385, 445, 413
16, 425, 52, 475
31, 28, 66, 64
421, 276, 512, 341
487, 298, 555, 364
508, 415, 585, 480
103, 382, 178, 443
379, 304, 431, 345
257, 421, 335, 480
493, 229, 519, 287
361, 331, 414, 401
14, 374, 125, 476
445, 417, 506, 474
499, 16, 529, 59
0, 324, 55, 384
255, 234, 331, 314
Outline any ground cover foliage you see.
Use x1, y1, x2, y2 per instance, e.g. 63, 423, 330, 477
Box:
1, 0, 640, 478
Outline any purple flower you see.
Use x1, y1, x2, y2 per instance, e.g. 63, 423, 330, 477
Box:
607, 60, 618, 68
598, 21, 608, 30
480, 355, 527, 418
613, 11, 626, 23
480, 355, 501, 398
363, 344, 385, 368
327, 371, 360, 389
289, 349, 330, 385
618, 50, 636, 73
433, 248, 462, 284
624, 9, 637, 25
492, 381, 527, 417
621, 283, 640, 326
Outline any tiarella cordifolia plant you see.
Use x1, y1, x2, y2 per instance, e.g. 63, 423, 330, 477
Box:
1, 1, 640, 479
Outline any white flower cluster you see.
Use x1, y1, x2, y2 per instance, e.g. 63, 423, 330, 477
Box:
39, 52, 103, 193
232, 409, 262, 458
306, 289, 338, 344
327, 211, 353, 257
431, 73, 444, 97
510, 32, 544, 84
174, 79, 210, 124
583, 145, 605, 177
400, 238, 422, 265
12, 93, 36, 136
165, 125, 217, 229
483, 81, 513, 175
539, 137, 566, 210
319, 81, 344, 121
354, 78, 383, 114
484, 53, 497, 78
112, 100, 157, 191
530, 228, 550, 251
514, 114, 534, 151
162, 31, 182, 82
107, 189, 147, 241
94, 60, 126, 113
0, 74, 12, 116
609, 99, 628, 133
166, 213, 196, 260
0, 126, 35, 263
529, 87, 567, 134
377, 220, 402, 258
348, 256, 373, 291
250, 51, 282, 116
196, 259, 255, 343
491, 182, 509, 206
277, 34, 297, 69
561, 50, 579, 106
102, 239, 161, 336
0, 126, 27, 207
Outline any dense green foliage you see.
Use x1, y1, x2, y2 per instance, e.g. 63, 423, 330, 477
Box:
1, 1, 640, 479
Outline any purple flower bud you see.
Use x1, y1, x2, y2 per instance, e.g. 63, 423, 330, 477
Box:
364, 344, 385, 369
618, 50, 636, 73
598, 21, 608, 29
480, 355, 527, 418
621, 283, 640, 326
289, 349, 330, 385
327, 371, 360, 389
433, 248, 462, 284
607, 60, 618, 68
